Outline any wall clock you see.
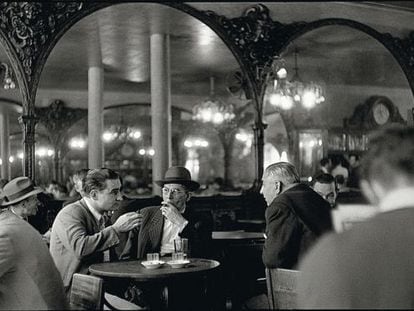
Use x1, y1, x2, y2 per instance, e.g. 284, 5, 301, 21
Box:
372, 100, 390, 125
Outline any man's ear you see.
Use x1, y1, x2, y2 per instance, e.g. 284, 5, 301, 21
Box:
90, 189, 99, 200
275, 181, 282, 195
186, 192, 192, 202
360, 179, 381, 206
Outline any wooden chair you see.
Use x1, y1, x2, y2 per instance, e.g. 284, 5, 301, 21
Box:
265, 268, 300, 310
70, 273, 143, 310
70, 273, 104, 310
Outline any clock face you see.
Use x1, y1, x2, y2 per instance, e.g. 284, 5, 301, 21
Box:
373, 102, 390, 125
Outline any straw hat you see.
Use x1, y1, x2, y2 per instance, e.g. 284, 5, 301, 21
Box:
1, 177, 43, 207
155, 166, 200, 191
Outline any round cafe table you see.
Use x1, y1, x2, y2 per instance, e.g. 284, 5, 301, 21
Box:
89, 258, 220, 310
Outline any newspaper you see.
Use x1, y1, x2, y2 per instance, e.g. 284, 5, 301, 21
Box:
332, 204, 378, 233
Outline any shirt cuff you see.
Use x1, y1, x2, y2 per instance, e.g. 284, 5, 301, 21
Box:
178, 220, 189, 233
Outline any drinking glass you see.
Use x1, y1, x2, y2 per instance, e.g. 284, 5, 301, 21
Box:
146, 253, 159, 263
172, 252, 184, 261
174, 238, 188, 259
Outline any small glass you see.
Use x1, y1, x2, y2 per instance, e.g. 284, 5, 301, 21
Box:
172, 252, 184, 261
146, 253, 159, 263
174, 238, 188, 260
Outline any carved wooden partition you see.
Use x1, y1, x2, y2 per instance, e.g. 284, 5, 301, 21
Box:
0, 2, 413, 185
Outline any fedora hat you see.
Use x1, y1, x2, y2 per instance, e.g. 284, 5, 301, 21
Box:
155, 166, 200, 191
1, 177, 43, 207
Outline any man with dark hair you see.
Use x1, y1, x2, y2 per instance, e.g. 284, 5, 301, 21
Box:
314, 157, 332, 177
261, 162, 333, 269
50, 168, 142, 296
298, 125, 414, 309
312, 173, 337, 208
347, 153, 361, 189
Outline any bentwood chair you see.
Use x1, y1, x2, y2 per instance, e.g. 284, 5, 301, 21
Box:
70, 274, 142, 310
265, 268, 300, 310
70, 273, 104, 310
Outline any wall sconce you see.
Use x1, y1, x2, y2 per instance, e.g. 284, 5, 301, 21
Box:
0, 62, 16, 90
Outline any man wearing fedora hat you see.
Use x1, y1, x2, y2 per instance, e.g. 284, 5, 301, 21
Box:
119, 166, 212, 259
1, 176, 43, 219
0, 176, 67, 309
117, 166, 213, 309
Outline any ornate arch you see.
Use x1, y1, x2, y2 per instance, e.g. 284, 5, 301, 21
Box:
1, 2, 414, 187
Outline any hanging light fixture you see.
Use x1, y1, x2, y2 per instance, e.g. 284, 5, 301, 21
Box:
267, 47, 325, 110
192, 76, 235, 125
102, 114, 141, 143
0, 62, 16, 90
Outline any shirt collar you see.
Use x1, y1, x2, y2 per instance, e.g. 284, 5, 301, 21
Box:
379, 187, 414, 213
83, 198, 103, 223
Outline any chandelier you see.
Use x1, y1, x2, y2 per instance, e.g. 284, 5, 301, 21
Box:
192, 76, 235, 125
266, 48, 325, 110
0, 62, 16, 90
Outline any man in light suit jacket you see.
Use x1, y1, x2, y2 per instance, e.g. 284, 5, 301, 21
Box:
298, 125, 414, 309
49, 168, 142, 296
0, 177, 67, 310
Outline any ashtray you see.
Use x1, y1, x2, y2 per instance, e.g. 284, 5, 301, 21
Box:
141, 260, 165, 269
167, 259, 190, 269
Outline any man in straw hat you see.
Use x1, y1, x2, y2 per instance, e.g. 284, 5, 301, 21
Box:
0, 176, 67, 309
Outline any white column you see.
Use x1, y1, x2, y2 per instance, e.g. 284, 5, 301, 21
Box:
151, 33, 172, 195
0, 105, 10, 180
88, 66, 104, 169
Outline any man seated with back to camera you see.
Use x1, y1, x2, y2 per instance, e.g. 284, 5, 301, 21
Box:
261, 162, 333, 269
298, 125, 414, 309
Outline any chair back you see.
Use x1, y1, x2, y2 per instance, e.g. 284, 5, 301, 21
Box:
265, 268, 300, 310
70, 273, 104, 310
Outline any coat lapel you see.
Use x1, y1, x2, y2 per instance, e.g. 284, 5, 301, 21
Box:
148, 208, 164, 250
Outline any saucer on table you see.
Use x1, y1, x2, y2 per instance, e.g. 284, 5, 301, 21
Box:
141, 260, 165, 269
167, 259, 190, 269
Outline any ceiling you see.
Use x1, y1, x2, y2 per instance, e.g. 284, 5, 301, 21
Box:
1, 1, 414, 136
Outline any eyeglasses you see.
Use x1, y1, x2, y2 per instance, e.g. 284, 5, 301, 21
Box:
162, 187, 186, 196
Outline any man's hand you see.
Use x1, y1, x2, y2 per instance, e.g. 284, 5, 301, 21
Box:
112, 212, 142, 233
160, 201, 187, 228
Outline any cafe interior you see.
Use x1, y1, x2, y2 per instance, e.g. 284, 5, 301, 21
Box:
1, 1, 414, 310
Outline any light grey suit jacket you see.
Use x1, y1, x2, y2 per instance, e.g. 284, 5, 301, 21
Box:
0, 210, 67, 310
49, 199, 120, 293
298, 207, 414, 309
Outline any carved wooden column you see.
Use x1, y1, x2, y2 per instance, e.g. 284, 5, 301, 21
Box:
0, 105, 11, 180
18, 114, 38, 179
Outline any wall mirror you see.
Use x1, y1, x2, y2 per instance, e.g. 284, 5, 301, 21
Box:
36, 3, 255, 195
264, 24, 413, 179
0, 47, 23, 181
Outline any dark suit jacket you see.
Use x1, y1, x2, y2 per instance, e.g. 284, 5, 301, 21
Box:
119, 205, 213, 259
262, 183, 333, 269
298, 207, 414, 309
